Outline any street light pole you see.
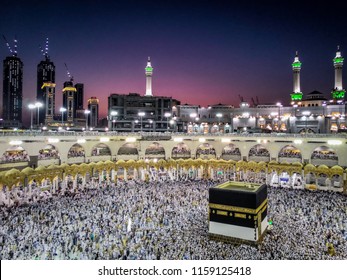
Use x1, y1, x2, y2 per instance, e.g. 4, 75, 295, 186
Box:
28, 104, 36, 131
216, 113, 222, 133
149, 119, 153, 132
35, 102, 43, 127
60, 107, 67, 127
110, 111, 118, 131
164, 112, 171, 131
276, 102, 282, 131
84, 109, 91, 131
302, 111, 311, 134
138, 112, 145, 132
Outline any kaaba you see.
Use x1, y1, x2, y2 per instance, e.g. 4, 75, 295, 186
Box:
209, 181, 268, 244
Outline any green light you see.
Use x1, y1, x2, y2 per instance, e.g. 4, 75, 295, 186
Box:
332, 90, 345, 99
145, 67, 153, 72
333, 57, 344, 64
269, 220, 273, 225
291, 92, 303, 101
292, 61, 302, 68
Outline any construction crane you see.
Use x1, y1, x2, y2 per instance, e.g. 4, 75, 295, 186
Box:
39, 38, 49, 59
2, 35, 17, 56
64, 63, 74, 82
238, 94, 244, 102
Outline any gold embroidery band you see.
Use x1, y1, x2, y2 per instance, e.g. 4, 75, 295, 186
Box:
209, 199, 268, 215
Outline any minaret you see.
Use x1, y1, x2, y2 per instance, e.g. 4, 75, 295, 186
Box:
290, 51, 303, 105
332, 46, 345, 101
145, 57, 153, 96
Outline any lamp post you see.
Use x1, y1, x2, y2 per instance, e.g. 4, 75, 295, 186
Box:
149, 119, 153, 132
60, 107, 67, 127
276, 102, 282, 131
216, 113, 222, 133
164, 112, 171, 131
138, 112, 145, 132
35, 102, 43, 127
110, 111, 118, 131
28, 104, 36, 131
84, 109, 91, 131
302, 111, 311, 134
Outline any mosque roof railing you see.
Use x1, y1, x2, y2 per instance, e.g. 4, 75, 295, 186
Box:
0, 130, 346, 139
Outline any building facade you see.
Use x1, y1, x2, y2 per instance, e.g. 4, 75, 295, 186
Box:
2, 55, 23, 128
108, 93, 181, 132
87, 97, 99, 128
37, 57, 55, 125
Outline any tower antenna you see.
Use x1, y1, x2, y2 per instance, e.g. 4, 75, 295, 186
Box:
13, 36, 18, 56
45, 37, 49, 58
64, 63, 74, 82
2, 35, 14, 56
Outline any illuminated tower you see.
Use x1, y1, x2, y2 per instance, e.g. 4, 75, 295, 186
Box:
2, 36, 23, 127
41, 82, 56, 124
88, 97, 99, 128
290, 51, 303, 105
145, 57, 153, 96
332, 46, 345, 101
62, 81, 76, 123
37, 38, 55, 124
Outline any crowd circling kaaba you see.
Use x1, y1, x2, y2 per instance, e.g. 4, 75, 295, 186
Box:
0, 178, 346, 260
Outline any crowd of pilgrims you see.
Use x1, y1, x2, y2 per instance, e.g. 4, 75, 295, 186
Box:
38, 149, 60, 160
278, 149, 302, 159
0, 177, 346, 260
0, 150, 30, 163
311, 150, 338, 160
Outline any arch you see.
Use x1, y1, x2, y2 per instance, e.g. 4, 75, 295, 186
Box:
38, 144, 60, 160
221, 144, 241, 161
278, 145, 302, 163
248, 144, 270, 162
0, 146, 30, 163
68, 143, 85, 158
118, 143, 139, 155
196, 143, 216, 159
91, 143, 111, 156
145, 142, 165, 159
311, 146, 338, 167
171, 142, 191, 159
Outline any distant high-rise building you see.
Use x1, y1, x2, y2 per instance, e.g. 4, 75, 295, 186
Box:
62, 81, 77, 123
74, 83, 84, 118
37, 39, 55, 125
2, 37, 23, 127
88, 97, 99, 128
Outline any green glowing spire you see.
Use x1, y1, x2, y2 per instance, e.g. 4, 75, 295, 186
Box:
145, 56, 153, 75
291, 92, 303, 101
333, 46, 344, 65
333, 57, 344, 64
332, 90, 345, 99
292, 51, 301, 69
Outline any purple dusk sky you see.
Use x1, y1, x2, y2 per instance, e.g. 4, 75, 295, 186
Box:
1, 0, 347, 122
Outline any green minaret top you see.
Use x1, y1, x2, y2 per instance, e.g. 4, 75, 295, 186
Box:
292, 51, 302, 69
333, 45, 344, 65
145, 57, 153, 74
